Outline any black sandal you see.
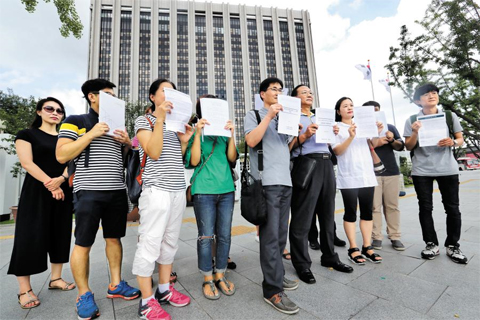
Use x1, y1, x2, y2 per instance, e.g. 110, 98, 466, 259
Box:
227, 257, 237, 270
362, 246, 382, 264
348, 247, 366, 265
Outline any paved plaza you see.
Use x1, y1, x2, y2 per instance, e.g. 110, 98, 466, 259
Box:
0, 171, 479, 320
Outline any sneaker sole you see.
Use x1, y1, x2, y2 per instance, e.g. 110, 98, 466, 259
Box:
263, 298, 299, 315
392, 246, 406, 251
159, 299, 190, 307
421, 252, 440, 260
76, 309, 100, 320
107, 293, 140, 300
447, 255, 468, 264
283, 282, 299, 291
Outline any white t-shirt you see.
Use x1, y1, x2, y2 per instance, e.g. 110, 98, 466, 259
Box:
333, 122, 377, 189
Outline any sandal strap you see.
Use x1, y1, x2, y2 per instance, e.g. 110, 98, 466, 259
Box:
203, 280, 217, 293
348, 247, 360, 254
49, 278, 62, 285
362, 245, 374, 252
18, 288, 33, 297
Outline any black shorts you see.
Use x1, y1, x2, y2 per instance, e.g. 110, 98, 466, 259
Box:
73, 189, 128, 247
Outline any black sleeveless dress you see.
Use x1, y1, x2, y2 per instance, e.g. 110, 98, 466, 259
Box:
8, 128, 73, 276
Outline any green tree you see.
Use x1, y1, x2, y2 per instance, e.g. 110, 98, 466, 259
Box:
0, 89, 37, 177
386, 0, 480, 158
125, 101, 149, 138
21, 0, 83, 39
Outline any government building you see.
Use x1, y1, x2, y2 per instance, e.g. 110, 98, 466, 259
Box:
88, 0, 318, 142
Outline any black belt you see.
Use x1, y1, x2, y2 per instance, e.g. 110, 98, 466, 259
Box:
305, 153, 331, 160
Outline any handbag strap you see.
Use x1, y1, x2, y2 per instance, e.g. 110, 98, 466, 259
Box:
190, 137, 218, 186
242, 110, 263, 179
140, 116, 155, 168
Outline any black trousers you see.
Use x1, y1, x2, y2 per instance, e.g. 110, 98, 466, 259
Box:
259, 185, 292, 299
309, 217, 338, 245
290, 155, 338, 272
412, 175, 462, 247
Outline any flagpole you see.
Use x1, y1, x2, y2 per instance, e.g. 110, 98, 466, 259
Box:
369, 59, 375, 100
387, 72, 396, 127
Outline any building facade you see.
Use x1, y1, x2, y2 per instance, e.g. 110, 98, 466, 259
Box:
88, 0, 318, 142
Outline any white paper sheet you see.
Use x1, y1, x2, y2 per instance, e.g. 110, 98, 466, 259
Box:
254, 94, 263, 110
418, 114, 447, 147
315, 108, 336, 144
164, 88, 193, 133
277, 95, 301, 136
354, 106, 378, 138
99, 91, 125, 136
200, 98, 231, 138
375, 111, 388, 136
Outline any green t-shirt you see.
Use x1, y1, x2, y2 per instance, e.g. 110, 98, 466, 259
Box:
185, 133, 237, 195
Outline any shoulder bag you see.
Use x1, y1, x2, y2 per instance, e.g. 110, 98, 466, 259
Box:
240, 110, 267, 225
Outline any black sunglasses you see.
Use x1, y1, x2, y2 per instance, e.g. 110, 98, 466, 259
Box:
43, 106, 65, 115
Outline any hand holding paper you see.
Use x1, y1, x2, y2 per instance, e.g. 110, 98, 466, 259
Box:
315, 108, 336, 144
164, 88, 193, 133
99, 91, 126, 136
277, 95, 301, 136
200, 98, 231, 138
354, 106, 378, 138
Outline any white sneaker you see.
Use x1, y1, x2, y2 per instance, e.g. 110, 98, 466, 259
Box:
255, 235, 260, 243
421, 242, 440, 260
446, 245, 468, 264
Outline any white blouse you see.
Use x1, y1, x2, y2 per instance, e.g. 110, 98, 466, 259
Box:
334, 122, 377, 189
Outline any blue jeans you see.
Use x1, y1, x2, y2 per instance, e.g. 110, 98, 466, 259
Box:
193, 192, 234, 275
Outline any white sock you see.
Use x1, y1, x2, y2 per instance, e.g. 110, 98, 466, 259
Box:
157, 283, 170, 294
142, 295, 154, 306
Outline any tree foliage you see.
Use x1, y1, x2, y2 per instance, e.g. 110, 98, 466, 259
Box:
0, 89, 37, 177
125, 101, 149, 138
386, 0, 480, 157
21, 0, 83, 39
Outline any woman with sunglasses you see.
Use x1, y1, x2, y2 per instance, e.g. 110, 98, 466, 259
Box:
185, 94, 238, 300
332, 97, 383, 265
8, 97, 75, 310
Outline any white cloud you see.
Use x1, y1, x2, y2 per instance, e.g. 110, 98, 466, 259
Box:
0, 0, 433, 134
349, 0, 364, 9
315, 0, 431, 134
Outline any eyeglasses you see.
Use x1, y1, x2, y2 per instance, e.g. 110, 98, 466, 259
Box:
90, 90, 117, 98
43, 106, 64, 115
268, 87, 283, 94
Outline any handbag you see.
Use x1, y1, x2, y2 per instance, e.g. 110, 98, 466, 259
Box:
125, 116, 154, 205
186, 137, 217, 202
291, 145, 317, 189
240, 110, 267, 225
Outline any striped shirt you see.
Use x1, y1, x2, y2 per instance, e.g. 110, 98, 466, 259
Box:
58, 109, 126, 192
134, 114, 186, 191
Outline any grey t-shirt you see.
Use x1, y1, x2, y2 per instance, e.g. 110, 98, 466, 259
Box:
403, 109, 462, 177
244, 107, 292, 187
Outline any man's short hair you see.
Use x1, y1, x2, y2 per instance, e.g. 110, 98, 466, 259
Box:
362, 100, 380, 109
413, 83, 439, 101
259, 77, 283, 94
81, 79, 116, 106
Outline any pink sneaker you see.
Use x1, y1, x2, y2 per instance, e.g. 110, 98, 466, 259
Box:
138, 298, 171, 320
155, 285, 190, 307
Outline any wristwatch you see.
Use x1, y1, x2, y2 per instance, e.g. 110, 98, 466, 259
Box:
62, 175, 68, 181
